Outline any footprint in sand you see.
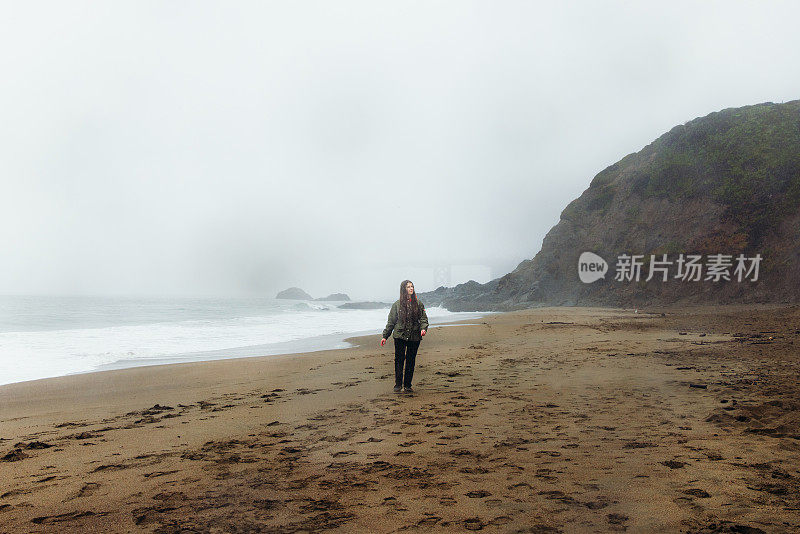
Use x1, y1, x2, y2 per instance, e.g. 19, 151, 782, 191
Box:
463, 517, 484, 530
416, 515, 442, 527
682, 488, 711, 498
64, 482, 101, 502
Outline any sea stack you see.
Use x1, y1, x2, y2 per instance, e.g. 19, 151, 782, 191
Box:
275, 287, 313, 300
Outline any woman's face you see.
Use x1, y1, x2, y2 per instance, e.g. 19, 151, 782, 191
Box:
406, 282, 414, 297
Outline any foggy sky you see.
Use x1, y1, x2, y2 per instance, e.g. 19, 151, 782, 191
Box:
2, 1, 799, 301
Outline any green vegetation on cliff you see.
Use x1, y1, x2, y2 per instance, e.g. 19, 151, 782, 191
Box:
591, 100, 800, 247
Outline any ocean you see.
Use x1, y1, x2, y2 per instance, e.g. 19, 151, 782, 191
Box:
0, 295, 490, 386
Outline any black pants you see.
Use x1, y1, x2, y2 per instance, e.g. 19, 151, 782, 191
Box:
394, 337, 421, 388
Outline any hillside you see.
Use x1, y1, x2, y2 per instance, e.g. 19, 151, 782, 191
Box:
420, 100, 800, 311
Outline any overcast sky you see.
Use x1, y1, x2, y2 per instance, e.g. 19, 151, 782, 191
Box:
1, 1, 799, 301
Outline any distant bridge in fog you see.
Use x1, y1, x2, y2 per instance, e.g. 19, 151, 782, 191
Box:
365, 257, 525, 288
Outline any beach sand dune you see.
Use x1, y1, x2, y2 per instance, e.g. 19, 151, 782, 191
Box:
1, 305, 799, 532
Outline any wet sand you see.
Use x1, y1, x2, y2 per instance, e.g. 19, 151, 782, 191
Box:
1, 305, 799, 533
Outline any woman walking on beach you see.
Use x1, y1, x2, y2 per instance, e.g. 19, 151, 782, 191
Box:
381, 280, 429, 394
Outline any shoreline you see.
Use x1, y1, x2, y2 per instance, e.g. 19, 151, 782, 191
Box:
0, 311, 494, 389
1, 304, 798, 532
0, 312, 493, 419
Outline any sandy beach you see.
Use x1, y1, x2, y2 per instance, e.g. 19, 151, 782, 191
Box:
1, 305, 799, 533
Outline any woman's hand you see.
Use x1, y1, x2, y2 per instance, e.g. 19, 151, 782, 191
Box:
421, 329, 426, 337
380, 338, 387, 347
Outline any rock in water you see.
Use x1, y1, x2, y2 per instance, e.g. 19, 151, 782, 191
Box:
314, 293, 351, 301
337, 301, 392, 310
275, 287, 313, 300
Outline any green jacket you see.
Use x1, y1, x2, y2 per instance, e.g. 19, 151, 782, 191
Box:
382, 298, 429, 341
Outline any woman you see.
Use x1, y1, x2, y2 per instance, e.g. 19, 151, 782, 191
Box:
380, 280, 429, 394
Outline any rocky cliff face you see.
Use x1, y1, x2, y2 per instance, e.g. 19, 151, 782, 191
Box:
420, 100, 800, 311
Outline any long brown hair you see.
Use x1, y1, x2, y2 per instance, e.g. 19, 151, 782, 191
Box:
399, 279, 420, 323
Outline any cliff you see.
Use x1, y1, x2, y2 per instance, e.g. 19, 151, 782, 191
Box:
420, 100, 800, 311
